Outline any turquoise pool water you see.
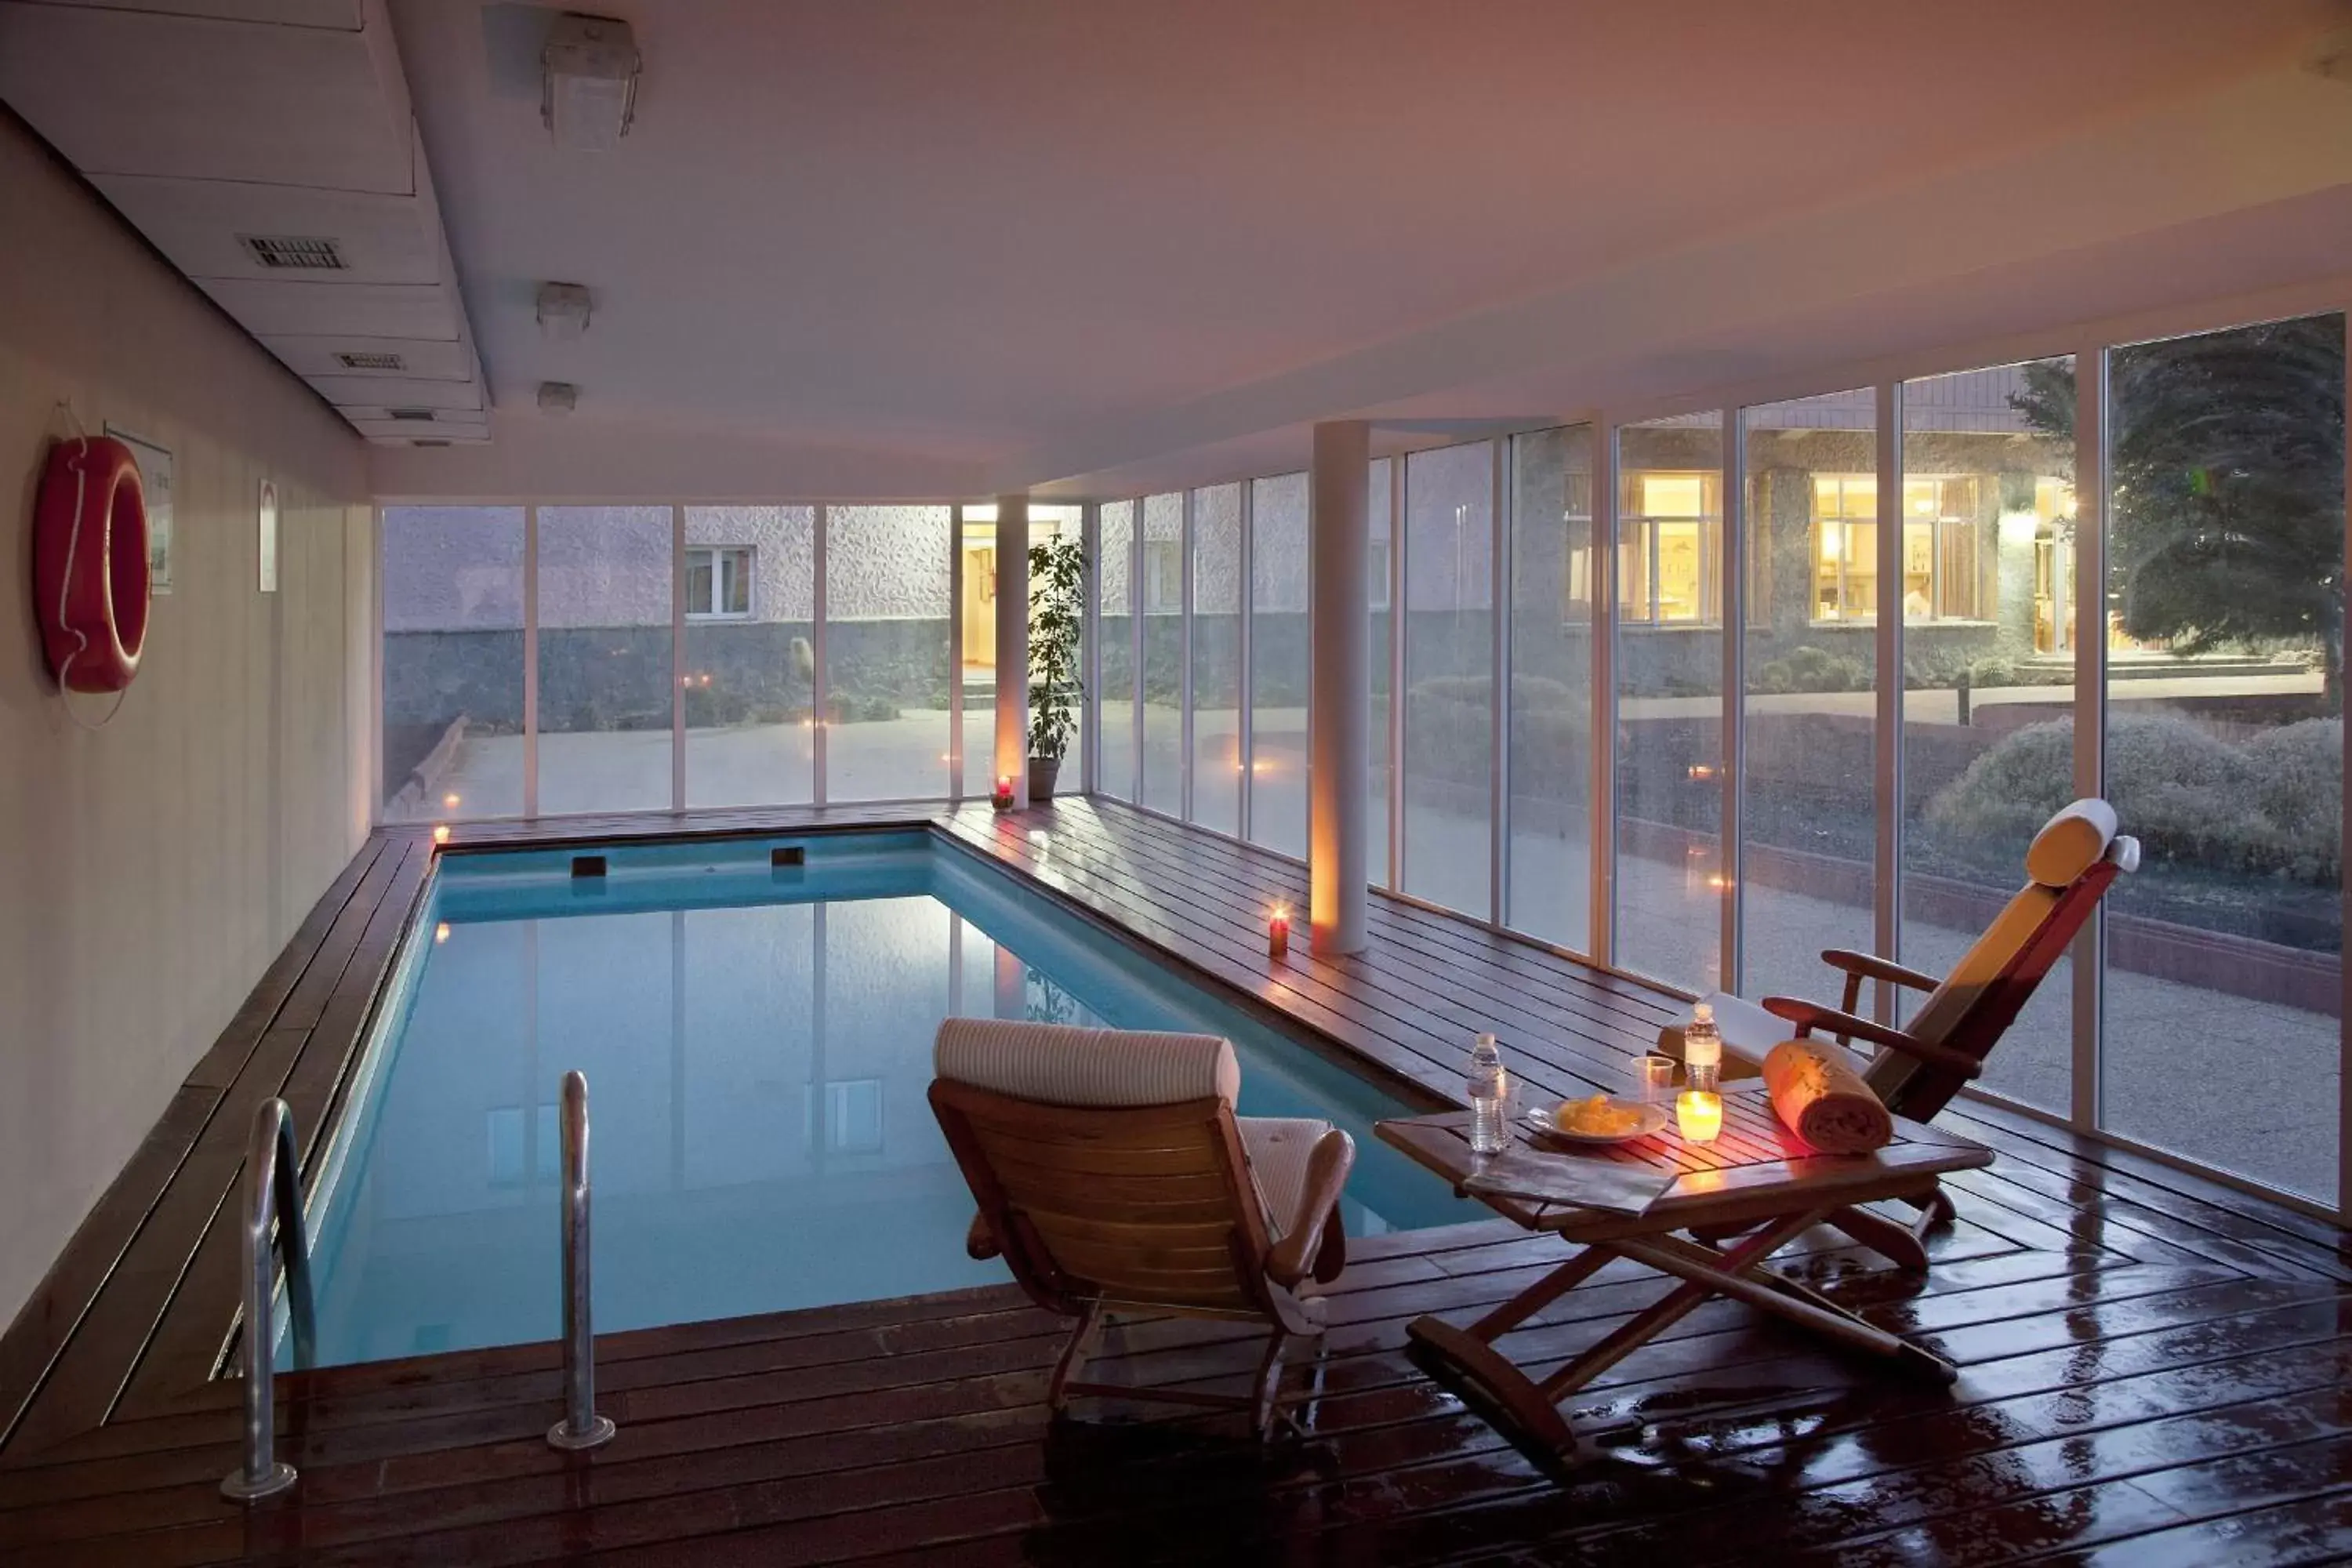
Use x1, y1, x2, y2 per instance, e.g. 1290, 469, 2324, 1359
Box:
299, 829, 1459, 1366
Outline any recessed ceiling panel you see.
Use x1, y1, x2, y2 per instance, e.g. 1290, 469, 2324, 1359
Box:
259, 335, 474, 379
313, 376, 482, 412
90, 173, 443, 284
0, 0, 412, 190
27, 1, 362, 27
199, 278, 461, 339
345, 415, 489, 442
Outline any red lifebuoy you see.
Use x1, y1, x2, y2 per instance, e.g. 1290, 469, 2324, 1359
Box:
34, 435, 150, 694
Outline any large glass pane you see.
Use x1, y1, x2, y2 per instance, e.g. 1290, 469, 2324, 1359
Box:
1139, 492, 1185, 815
1370, 459, 1392, 887
380, 506, 525, 821
1189, 484, 1243, 835
1402, 441, 1494, 915
538, 506, 674, 816
957, 507, 996, 789
1250, 473, 1309, 858
2099, 315, 2343, 1203
1615, 415, 1723, 989
957, 503, 1080, 796
826, 506, 951, 801
1098, 500, 1137, 801
684, 506, 815, 808
1740, 392, 1876, 994
1900, 358, 2075, 1112
1506, 428, 1594, 949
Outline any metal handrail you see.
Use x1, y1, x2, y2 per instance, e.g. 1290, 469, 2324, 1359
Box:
220, 1098, 315, 1502
547, 1069, 615, 1451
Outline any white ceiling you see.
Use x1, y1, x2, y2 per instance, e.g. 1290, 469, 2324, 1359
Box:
15, 0, 2352, 495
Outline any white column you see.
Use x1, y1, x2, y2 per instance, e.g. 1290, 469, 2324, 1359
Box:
994, 493, 1031, 806
1310, 421, 1371, 954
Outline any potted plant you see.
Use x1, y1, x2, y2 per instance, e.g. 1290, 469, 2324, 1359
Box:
1026, 533, 1085, 800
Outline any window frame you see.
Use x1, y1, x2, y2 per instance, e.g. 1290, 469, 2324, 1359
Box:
1619, 469, 1722, 628
685, 543, 755, 621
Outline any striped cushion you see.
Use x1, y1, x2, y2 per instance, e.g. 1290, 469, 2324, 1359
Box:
1237, 1116, 1334, 1241
934, 1018, 1240, 1107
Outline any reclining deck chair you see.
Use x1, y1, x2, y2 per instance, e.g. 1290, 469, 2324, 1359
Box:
928, 1018, 1356, 1436
1661, 799, 2139, 1269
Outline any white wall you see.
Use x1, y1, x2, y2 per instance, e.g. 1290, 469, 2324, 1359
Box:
0, 113, 372, 1330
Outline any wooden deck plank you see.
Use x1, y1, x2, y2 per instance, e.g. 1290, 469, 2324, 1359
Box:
0, 800, 2340, 1566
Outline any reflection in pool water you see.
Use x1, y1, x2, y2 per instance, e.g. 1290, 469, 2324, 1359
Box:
301, 832, 1459, 1366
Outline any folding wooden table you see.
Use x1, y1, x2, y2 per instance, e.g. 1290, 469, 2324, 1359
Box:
1376, 1088, 1994, 1454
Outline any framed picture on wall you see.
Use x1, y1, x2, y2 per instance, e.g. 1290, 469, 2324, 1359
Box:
103, 423, 173, 594
259, 478, 279, 593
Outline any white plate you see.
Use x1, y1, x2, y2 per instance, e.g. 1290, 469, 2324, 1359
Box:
1523, 1099, 1671, 1145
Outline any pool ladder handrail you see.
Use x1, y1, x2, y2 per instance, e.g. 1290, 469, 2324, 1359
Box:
220, 1098, 316, 1502
548, 1069, 616, 1452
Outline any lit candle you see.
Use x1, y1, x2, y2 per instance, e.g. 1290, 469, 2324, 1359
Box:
431, 824, 450, 846
1268, 906, 1290, 959
1676, 1090, 1722, 1144
992, 775, 1014, 811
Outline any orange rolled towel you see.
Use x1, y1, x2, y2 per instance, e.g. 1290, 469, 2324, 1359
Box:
1762, 1039, 1894, 1154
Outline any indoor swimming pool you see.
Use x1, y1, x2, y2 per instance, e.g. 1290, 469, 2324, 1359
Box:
299, 829, 1461, 1366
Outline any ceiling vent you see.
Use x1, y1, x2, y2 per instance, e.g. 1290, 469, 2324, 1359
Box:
334, 350, 407, 372
388, 408, 438, 422
238, 234, 350, 270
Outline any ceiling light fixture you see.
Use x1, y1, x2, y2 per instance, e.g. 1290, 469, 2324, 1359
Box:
536, 281, 594, 341
539, 381, 579, 415
542, 13, 641, 151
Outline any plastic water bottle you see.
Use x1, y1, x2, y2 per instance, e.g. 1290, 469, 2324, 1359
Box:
1683, 1002, 1722, 1096
1467, 1033, 1509, 1155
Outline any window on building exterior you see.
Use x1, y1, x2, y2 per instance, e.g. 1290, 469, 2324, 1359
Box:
686, 545, 753, 619
1620, 470, 1719, 625
1806, 474, 1990, 622
1142, 539, 1184, 613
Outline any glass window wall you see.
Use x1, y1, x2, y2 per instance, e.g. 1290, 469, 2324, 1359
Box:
380, 506, 526, 822
1098, 499, 1138, 802
537, 506, 675, 817
2097, 314, 2344, 1205
1400, 443, 1494, 914
825, 506, 953, 802
1614, 416, 1726, 990
1249, 473, 1310, 858
1740, 393, 1876, 995
685, 506, 815, 808
1139, 492, 1185, 815
1189, 483, 1243, 837
1507, 427, 1596, 949
1900, 358, 2077, 1113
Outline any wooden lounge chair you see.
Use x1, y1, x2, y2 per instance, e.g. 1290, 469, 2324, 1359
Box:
928, 1018, 1356, 1436
1660, 798, 2140, 1269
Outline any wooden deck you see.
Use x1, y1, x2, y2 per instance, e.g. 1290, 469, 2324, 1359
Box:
2, 797, 2347, 1565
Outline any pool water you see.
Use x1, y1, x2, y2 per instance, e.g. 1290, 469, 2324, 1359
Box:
300, 830, 1461, 1366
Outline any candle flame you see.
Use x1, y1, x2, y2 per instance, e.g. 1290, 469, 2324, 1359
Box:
434, 921, 451, 944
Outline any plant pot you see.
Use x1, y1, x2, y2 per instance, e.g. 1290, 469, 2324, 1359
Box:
1029, 756, 1062, 801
